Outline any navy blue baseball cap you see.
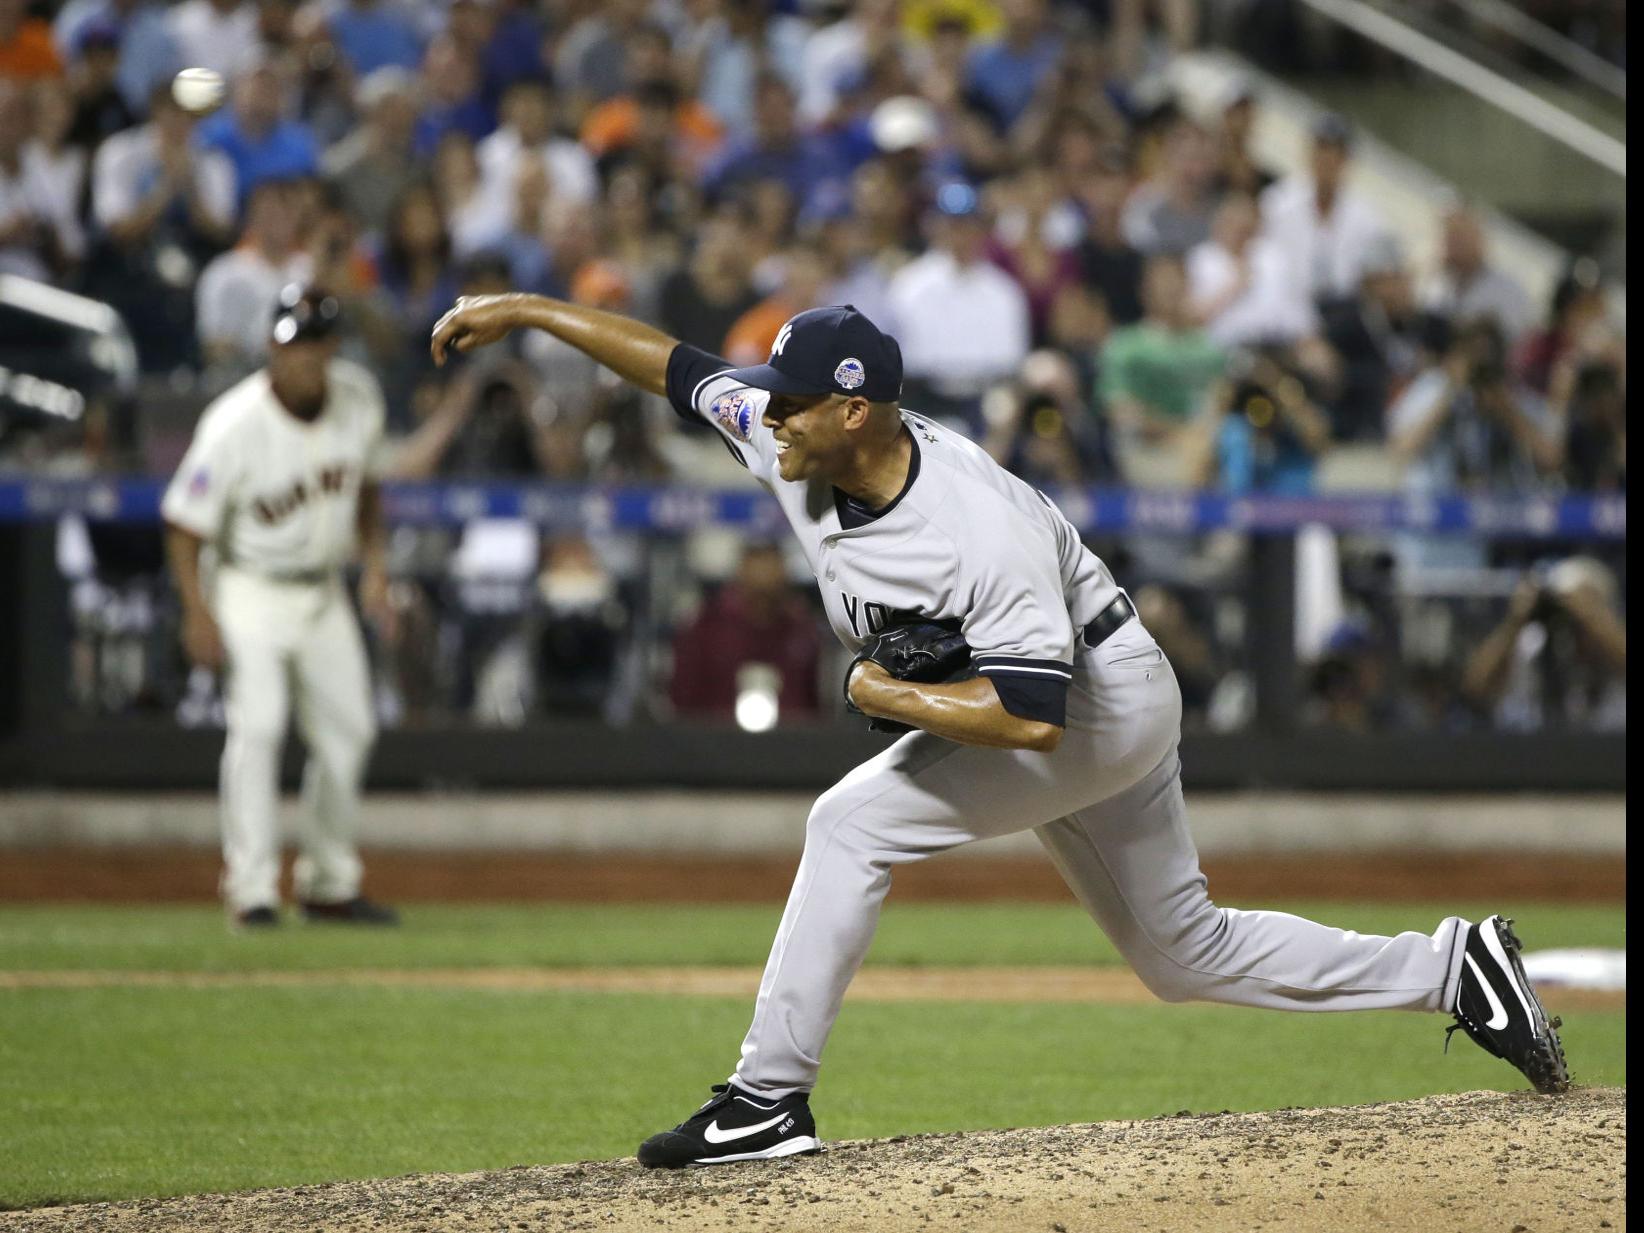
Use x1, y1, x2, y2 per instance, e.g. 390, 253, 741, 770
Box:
721, 305, 903, 403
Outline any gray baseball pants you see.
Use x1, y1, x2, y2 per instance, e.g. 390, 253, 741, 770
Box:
733, 619, 1470, 1095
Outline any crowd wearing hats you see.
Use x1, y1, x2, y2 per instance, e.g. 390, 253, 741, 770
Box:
2, 0, 1625, 734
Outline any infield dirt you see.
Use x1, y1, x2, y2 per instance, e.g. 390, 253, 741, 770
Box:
3, 1087, 1623, 1233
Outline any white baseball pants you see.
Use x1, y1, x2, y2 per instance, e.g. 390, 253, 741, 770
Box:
734, 619, 1470, 1095
215, 567, 376, 912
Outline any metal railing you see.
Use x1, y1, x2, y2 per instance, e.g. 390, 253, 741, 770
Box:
1293, 0, 1626, 178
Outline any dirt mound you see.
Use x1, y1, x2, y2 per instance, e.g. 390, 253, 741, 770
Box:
4, 1088, 1623, 1233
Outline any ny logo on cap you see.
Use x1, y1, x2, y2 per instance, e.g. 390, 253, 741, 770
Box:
771, 320, 796, 357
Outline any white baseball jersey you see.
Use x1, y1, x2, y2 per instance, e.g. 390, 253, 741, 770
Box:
162, 358, 389, 574
667, 345, 1124, 727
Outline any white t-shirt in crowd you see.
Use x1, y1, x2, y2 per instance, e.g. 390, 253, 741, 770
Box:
1259, 175, 1387, 303
163, 358, 389, 574
1187, 236, 1318, 348
92, 123, 237, 233
166, 0, 260, 75
886, 249, 1031, 393
195, 245, 312, 362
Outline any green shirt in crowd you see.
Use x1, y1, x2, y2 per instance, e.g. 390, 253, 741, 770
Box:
1098, 324, 1226, 422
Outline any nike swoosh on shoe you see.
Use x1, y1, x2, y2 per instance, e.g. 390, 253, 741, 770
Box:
703, 1111, 792, 1145
1463, 953, 1510, 1031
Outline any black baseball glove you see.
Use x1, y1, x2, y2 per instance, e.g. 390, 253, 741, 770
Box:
844, 620, 973, 734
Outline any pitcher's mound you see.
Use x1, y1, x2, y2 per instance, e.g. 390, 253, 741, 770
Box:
8, 1087, 1624, 1233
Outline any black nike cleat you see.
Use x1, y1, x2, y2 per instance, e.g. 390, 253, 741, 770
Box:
299, 896, 400, 926
234, 905, 281, 929
637, 1083, 820, 1168
1447, 915, 1570, 1094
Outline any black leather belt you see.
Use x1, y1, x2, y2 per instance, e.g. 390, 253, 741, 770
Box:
1082, 593, 1136, 648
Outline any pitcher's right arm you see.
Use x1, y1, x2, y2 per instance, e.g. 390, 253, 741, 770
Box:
430, 294, 677, 395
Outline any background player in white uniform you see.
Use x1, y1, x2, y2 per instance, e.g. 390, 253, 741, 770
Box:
430, 294, 1568, 1166
164, 285, 399, 929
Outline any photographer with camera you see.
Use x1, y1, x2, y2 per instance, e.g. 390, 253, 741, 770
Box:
1461, 558, 1626, 732
1191, 347, 1331, 495
1389, 317, 1562, 491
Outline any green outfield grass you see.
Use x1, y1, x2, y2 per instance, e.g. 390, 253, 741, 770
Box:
0, 901, 1626, 1208
0, 900, 1625, 971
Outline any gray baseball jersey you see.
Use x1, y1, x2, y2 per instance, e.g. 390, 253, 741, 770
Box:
667, 345, 1124, 728
666, 339, 1466, 1102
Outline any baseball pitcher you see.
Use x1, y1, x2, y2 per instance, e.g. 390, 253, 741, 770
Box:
431, 294, 1568, 1166
164, 285, 399, 929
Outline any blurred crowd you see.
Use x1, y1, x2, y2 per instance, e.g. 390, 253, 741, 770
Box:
4, 0, 1625, 734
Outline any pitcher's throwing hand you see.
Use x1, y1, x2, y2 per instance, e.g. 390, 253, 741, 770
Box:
430, 295, 533, 365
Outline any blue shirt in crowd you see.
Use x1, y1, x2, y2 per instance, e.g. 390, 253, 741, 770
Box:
327, 4, 424, 75
196, 111, 319, 209
965, 35, 1062, 129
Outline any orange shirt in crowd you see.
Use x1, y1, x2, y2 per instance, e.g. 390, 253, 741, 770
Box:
580, 96, 724, 166
0, 18, 63, 80
723, 296, 801, 366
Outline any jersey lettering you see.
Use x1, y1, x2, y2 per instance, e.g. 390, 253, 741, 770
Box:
840, 593, 894, 637
250, 465, 353, 526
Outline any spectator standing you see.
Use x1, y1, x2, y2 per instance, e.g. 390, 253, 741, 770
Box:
1121, 118, 1219, 256
1423, 204, 1535, 346
321, 66, 417, 236
1098, 253, 1225, 486
1259, 113, 1386, 307
53, 0, 179, 118
670, 542, 822, 723
194, 179, 308, 368
196, 57, 319, 211
0, 0, 62, 80
887, 180, 1030, 433
165, 0, 257, 77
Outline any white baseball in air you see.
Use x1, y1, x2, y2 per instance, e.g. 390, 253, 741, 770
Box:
171, 67, 226, 113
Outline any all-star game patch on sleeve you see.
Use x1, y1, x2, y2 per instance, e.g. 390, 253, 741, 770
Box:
958, 507, 1078, 728
161, 407, 238, 542
664, 343, 778, 475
